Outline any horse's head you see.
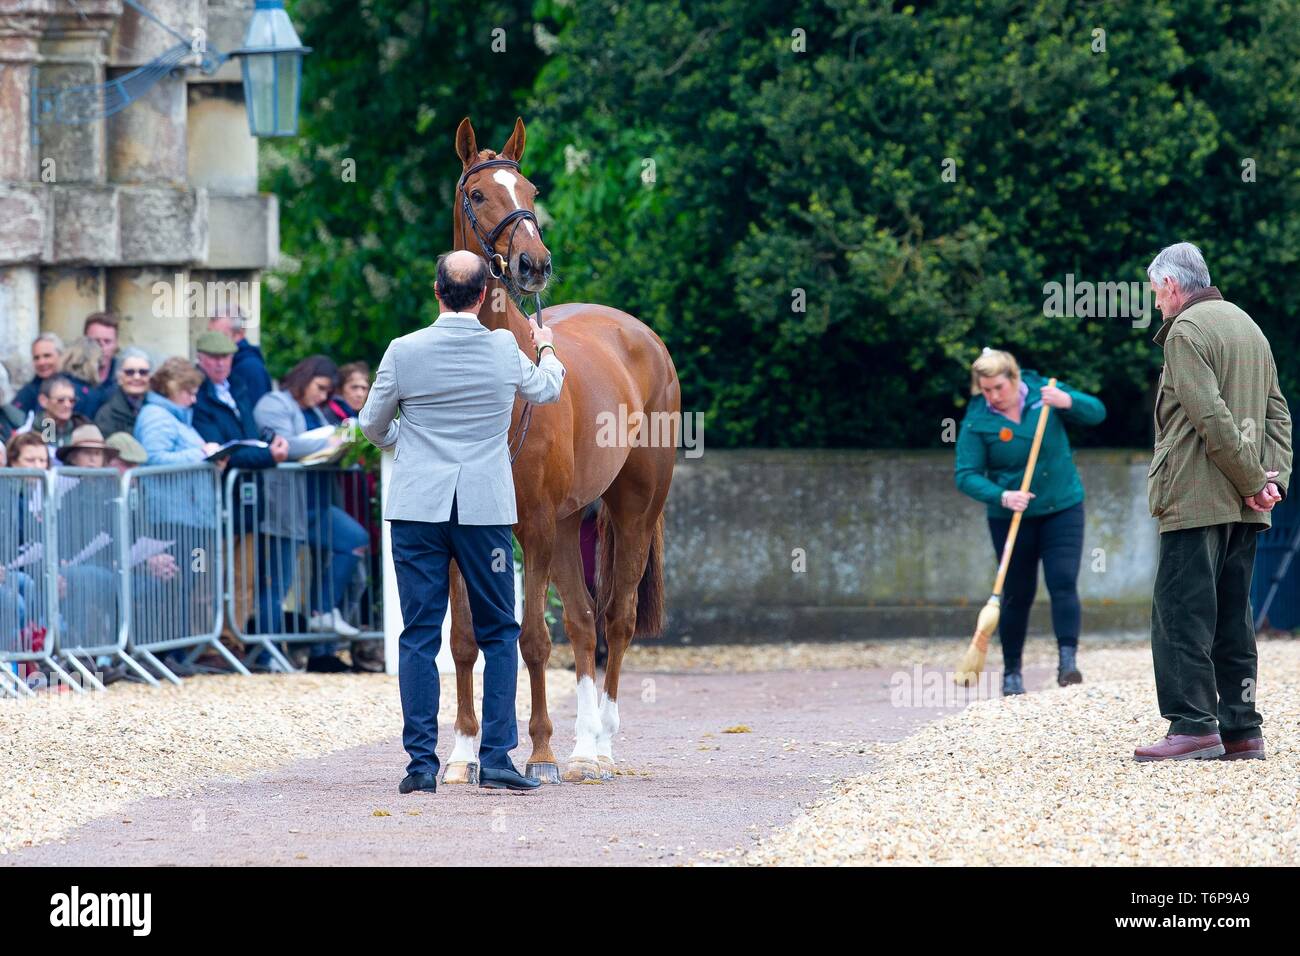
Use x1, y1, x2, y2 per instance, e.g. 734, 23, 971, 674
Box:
455, 117, 551, 295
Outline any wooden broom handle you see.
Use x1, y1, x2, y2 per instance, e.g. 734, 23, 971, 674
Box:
991, 377, 1057, 596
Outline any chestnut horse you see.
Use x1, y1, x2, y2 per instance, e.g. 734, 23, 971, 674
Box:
439, 117, 680, 784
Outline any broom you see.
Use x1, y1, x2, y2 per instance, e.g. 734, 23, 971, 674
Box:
954, 377, 1056, 686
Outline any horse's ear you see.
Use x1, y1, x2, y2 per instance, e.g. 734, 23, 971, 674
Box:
500, 117, 526, 163
455, 118, 479, 167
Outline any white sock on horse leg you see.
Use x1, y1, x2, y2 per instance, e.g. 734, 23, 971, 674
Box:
448, 730, 478, 765
596, 693, 619, 761
570, 675, 601, 762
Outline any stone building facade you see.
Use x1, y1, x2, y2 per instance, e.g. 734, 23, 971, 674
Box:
0, 0, 277, 389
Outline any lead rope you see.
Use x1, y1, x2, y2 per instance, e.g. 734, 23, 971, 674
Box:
507, 290, 546, 463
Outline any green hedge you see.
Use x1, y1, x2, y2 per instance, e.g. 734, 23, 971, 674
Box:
267, 0, 1300, 449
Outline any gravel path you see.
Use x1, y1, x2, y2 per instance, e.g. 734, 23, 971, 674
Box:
7, 634, 1290, 866
0, 668, 568, 857
741, 640, 1300, 866
1, 659, 1027, 866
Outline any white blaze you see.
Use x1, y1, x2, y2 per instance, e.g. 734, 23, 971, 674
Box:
492, 169, 538, 238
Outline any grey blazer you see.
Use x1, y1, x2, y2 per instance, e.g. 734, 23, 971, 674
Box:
359, 311, 566, 525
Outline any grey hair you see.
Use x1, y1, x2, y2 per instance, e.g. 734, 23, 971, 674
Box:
118, 346, 152, 366
33, 331, 64, 352
1147, 242, 1211, 293
209, 308, 246, 332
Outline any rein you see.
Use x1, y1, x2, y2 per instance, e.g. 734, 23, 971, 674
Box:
458, 156, 547, 464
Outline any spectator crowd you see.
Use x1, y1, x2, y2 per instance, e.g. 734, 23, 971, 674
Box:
1, 309, 383, 679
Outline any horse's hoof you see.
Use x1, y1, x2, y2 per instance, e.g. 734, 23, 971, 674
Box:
561, 758, 601, 782
441, 761, 478, 785
597, 755, 615, 780
526, 761, 562, 785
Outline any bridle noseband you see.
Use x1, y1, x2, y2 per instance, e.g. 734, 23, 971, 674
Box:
458, 156, 547, 463
458, 157, 543, 287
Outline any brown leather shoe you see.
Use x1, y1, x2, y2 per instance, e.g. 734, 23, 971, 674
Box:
1134, 733, 1224, 762
1220, 737, 1266, 761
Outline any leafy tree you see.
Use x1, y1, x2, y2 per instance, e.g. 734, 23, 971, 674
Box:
267, 0, 1300, 449
262, 0, 548, 372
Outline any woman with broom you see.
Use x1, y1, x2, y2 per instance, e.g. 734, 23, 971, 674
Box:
954, 349, 1106, 696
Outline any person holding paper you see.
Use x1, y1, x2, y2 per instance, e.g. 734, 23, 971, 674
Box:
134, 358, 220, 467
192, 331, 289, 661
254, 357, 369, 669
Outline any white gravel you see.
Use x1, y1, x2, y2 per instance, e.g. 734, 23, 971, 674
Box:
738, 639, 1300, 866
0, 669, 571, 855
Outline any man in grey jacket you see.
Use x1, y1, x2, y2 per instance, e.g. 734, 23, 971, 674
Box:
359, 250, 565, 793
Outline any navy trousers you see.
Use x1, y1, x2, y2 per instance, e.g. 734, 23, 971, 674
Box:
390, 497, 519, 777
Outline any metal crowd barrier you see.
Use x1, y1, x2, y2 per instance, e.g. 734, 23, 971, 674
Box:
224, 463, 382, 672
0, 468, 76, 697
3, 460, 382, 694
121, 463, 242, 684
51, 467, 131, 691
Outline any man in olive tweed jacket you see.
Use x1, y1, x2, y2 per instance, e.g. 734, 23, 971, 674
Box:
1137, 242, 1293, 763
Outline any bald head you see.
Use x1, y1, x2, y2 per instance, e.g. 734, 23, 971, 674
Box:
435, 251, 489, 313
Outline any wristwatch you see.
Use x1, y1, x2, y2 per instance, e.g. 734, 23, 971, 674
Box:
537, 343, 557, 361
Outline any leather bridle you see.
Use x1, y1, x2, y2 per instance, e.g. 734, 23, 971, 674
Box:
458, 157, 543, 293
457, 156, 546, 463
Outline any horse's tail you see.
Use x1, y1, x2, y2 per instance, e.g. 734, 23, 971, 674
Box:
596, 507, 666, 640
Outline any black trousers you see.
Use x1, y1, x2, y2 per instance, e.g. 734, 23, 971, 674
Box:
1151, 522, 1263, 742
987, 502, 1085, 672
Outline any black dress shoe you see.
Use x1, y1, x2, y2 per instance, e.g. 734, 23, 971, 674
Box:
399, 772, 437, 794
479, 764, 541, 791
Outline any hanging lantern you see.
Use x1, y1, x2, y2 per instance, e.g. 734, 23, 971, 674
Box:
232, 0, 311, 137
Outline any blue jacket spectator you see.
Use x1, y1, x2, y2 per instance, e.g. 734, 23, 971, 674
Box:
208, 312, 273, 406
232, 339, 274, 406
135, 393, 207, 465
191, 330, 287, 471
134, 360, 210, 466
133, 358, 217, 528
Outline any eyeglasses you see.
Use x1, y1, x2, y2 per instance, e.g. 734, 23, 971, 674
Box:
49, 396, 76, 405
122, 368, 150, 377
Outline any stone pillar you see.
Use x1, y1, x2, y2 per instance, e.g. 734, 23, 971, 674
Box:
35, 3, 120, 184
0, 3, 42, 180
187, 267, 259, 348
0, 5, 45, 378
25, 2, 120, 365
2, 0, 275, 376
107, 74, 188, 184
188, 83, 257, 194
40, 268, 107, 345
105, 0, 202, 185
108, 266, 193, 360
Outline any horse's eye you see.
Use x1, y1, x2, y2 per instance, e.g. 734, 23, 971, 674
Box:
471, 191, 484, 203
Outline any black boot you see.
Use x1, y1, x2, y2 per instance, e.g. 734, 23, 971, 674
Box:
1057, 644, 1083, 686
1001, 671, 1025, 696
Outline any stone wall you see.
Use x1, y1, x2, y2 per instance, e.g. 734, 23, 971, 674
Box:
655, 448, 1160, 643
0, 0, 274, 384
